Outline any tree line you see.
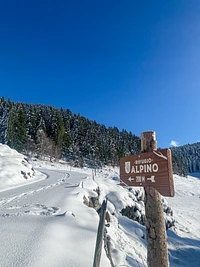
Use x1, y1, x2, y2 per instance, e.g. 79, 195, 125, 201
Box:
0, 97, 140, 167
0, 97, 198, 175
171, 143, 200, 175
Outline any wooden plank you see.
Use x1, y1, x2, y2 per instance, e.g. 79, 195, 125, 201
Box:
93, 200, 107, 267
120, 148, 174, 196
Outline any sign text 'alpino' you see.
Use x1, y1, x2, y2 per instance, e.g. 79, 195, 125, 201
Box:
120, 149, 174, 197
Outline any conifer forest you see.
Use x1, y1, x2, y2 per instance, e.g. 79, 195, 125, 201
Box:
0, 97, 199, 176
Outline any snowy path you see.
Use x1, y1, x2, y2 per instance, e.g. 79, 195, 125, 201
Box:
0, 169, 110, 267
0, 170, 81, 218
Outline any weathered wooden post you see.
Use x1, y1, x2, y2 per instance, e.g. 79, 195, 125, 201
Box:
93, 200, 107, 267
120, 131, 174, 267
141, 131, 169, 267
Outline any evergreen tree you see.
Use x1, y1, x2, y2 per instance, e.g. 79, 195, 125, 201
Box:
16, 105, 26, 151
7, 106, 16, 148
7, 104, 26, 152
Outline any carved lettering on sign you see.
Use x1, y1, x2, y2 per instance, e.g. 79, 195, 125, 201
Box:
120, 149, 174, 197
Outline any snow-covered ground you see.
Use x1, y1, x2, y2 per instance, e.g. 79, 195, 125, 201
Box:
167, 174, 200, 266
0, 144, 45, 192
0, 144, 200, 266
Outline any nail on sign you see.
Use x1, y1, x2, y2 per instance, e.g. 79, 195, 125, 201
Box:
120, 149, 174, 197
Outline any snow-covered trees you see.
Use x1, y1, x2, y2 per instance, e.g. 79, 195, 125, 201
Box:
1, 97, 199, 174
7, 104, 26, 152
0, 97, 141, 166
171, 143, 200, 175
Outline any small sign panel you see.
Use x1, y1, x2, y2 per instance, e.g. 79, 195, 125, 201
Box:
120, 149, 174, 197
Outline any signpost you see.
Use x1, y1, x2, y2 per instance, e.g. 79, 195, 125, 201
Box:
120, 148, 174, 197
120, 131, 174, 267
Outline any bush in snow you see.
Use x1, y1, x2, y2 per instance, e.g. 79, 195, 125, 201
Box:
162, 198, 175, 230
120, 187, 175, 230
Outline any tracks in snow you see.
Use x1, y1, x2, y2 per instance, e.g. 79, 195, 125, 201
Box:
0, 172, 70, 205
0, 171, 73, 218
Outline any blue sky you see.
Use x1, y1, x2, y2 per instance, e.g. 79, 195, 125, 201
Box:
0, 0, 200, 148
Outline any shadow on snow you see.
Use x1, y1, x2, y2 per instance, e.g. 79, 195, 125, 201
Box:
168, 229, 200, 267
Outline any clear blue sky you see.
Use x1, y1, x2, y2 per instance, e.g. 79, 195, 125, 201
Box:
0, 0, 200, 148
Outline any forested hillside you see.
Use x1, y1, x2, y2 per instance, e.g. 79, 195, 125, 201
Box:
0, 97, 199, 176
0, 97, 140, 167
171, 143, 200, 174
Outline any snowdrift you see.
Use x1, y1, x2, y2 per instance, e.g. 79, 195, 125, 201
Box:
0, 143, 45, 191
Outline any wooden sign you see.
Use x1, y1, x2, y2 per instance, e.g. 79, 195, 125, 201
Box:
120, 148, 174, 197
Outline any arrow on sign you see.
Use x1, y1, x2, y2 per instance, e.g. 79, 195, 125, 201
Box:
128, 177, 134, 182
147, 176, 155, 183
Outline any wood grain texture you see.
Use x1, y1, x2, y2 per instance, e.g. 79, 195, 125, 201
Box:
141, 131, 169, 267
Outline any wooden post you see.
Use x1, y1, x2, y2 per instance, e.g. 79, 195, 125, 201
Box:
141, 131, 169, 267
93, 200, 107, 267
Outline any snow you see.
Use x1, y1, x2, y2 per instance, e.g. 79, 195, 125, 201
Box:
0, 144, 45, 192
0, 144, 200, 266
167, 174, 200, 266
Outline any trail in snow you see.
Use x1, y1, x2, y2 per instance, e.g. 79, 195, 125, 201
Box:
0, 169, 111, 267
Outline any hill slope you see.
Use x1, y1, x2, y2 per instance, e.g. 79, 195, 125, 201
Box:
0, 97, 140, 167
0, 97, 199, 175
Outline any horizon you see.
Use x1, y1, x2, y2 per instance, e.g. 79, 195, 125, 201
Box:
1, 1, 200, 148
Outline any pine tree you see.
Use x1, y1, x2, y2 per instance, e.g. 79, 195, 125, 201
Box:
7, 106, 16, 148
7, 103, 29, 152
16, 105, 26, 151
